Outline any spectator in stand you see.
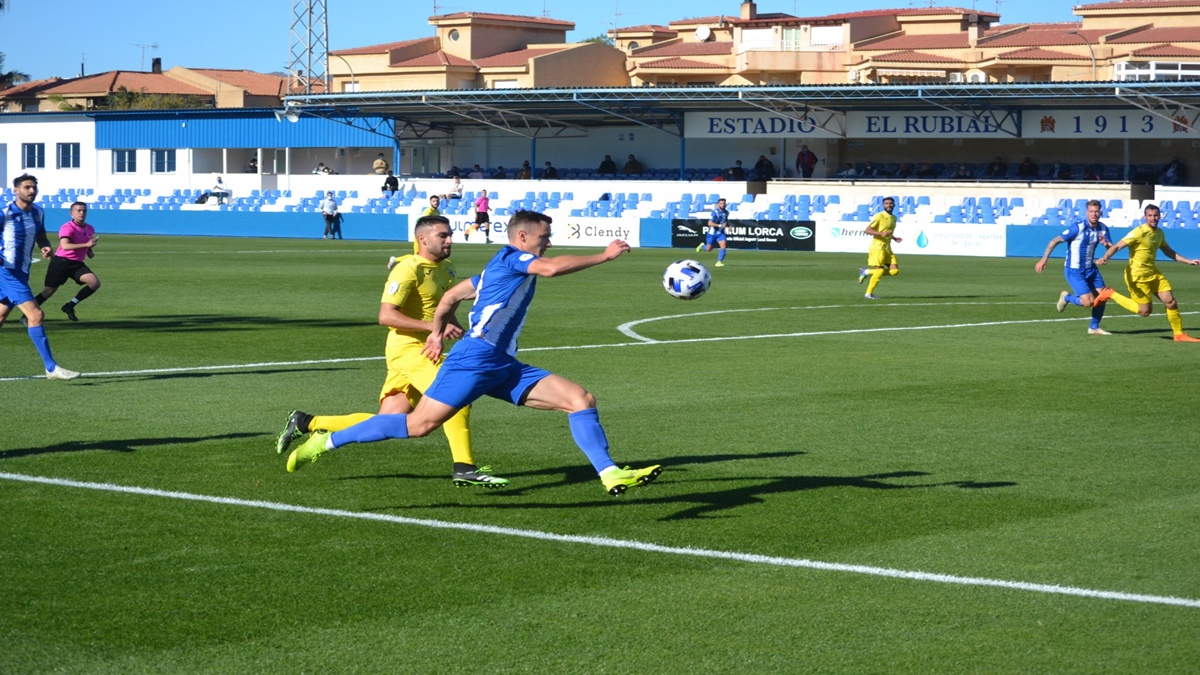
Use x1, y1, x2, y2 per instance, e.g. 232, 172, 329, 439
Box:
445, 176, 463, 201
835, 163, 858, 179
795, 144, 818, 179
753, 154, 775, 180
986, 157, 1007, 178
725, 160, 746, 181
953, 164, 975, 180
467, 165, 485, 179
1083, 167, 1102, 181
210, 177, 232, 205
860, 161, 879, 178
1052, 161, 1069, 180
896, 163, 914, 179
517, 161, 532, 180
623, 154, 644, 175
313, 162, 335, 175
448, 166, 461, 178
382, 170, 399, 197
916, 163, 936, 179
492, 166, 508, 180
246, 157, 258, 173
598, 155, 617, 174
1160, 157, 1187, 186
1018, 157, 1038, 179
373, 153, 389, 175
542, 161, 558, 179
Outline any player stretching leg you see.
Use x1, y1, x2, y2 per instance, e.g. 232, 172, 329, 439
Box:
275, 215, 508, 487
858, 197, 900, 300
287, 210, 662, 496
1096, 203, 1200, 342
34, 201, 102, 322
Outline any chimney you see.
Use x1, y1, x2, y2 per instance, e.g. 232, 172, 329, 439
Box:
151, 57, 162, 74
741, 1, 757, 21
967, 14, 982, 47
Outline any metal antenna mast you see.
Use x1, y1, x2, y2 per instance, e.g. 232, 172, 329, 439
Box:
288, 0, 330, 95
132, 43, 158, 71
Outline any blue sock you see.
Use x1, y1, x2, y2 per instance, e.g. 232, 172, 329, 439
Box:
27, 325, 57, 371
568, 408, 616, 473
717, 248, 727, 262
330, 414, 409, 449
1066, 293, 1083, 306
1090, 301, 1107, 330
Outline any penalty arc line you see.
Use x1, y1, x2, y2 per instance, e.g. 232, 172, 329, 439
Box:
1, 471, 1197, 609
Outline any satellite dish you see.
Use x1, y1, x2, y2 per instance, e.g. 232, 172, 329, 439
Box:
695, 26, 712, 42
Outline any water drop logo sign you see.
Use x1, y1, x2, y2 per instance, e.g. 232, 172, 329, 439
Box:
916, 231, 930, 248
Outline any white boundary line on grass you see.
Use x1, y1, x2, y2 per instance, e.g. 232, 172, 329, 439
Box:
2, 470, 1197, 609
4, 305, 1195, 382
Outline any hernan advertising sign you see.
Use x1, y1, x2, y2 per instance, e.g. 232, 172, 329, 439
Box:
670, 219, 816, 251
816, 222, 1006, 257
684, 110, 1013, 139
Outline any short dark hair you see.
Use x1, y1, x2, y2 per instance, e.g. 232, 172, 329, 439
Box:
1145, 203, 1161, 214
70, 201, 87, 211
1087, 199, 1103, 209
883, 196, 896, 203
415, 214, 450, 234
508, 209, 551, 234
13, 173, 36, 188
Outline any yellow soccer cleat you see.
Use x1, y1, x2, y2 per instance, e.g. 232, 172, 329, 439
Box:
287, 431, 331, 472
601, 464, 663, 496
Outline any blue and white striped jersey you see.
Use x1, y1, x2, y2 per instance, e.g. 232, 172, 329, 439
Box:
1060, 220, 1110, 271
465, 246, 539, 357
1, 201, 46, 277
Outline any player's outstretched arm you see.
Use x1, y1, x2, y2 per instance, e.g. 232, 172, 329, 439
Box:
527, 240, 630, 278
1035, 236, 1065, 272
1097, 240, 1128, 265
1160, 242, 1200, 266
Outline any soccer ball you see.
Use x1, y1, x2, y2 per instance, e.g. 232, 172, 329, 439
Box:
663, 259, 712, 300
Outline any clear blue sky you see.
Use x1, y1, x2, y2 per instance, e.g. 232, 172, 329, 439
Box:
3, 0, 1082, 81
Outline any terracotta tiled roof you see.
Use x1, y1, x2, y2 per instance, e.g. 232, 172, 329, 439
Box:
804, 6, 997, 21
430, 11, 573, 28
980, 26, 1105, 48
1129, 42, 1200, 56
610, 24, 676, 33
331, 38, 433, 56
669, 15, 737, 27
996, 47, 1085, 60
871, 50, 966, 64
188, 69, 286, 96
476, 47, 569, 68
0, 77, 63, 97
1078, 0, 1200, 10
47, 72, 209, 96
1107, 26, 1200, 43
632, 40, 733, 57
857, 33, 971, 50
390, 50, 475, 68
636, 57, 730, 69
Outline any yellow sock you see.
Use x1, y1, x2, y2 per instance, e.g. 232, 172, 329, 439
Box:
440, 405, 474, 466
310, 412, 374, 433
1108, 289, 1141, 314
887, 268, 900, 277
1167, 308, 1184, 335
866, 269, 885, 294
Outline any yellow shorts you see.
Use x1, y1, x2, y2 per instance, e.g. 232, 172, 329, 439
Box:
380, 340, 442, 404
1124, 269, 1172, 305
868, 247, 897, 269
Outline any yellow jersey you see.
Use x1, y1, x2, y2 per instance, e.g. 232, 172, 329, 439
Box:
1121, 224, 1166, 282
868, 210, 897, 251
381, 254, 457, 348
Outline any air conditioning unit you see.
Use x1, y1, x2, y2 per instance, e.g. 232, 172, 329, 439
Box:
948, 72, 965, 83
847, 69, 858, 83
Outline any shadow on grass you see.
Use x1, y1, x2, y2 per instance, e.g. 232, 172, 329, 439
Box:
50, 314, 365, 333
0, 432, 261, 460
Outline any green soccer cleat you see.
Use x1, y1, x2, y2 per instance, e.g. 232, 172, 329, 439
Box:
275, 409, 307, 455
452, 466, 511, 488
287, 431, 330, 473
601, 464, 663, 496
695, 243, 704, 253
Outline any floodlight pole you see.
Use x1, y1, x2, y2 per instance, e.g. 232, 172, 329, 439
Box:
288, 0, 330, 95
1066, 31, 1097, 81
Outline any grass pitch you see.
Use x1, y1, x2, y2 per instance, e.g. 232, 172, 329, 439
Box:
3, 235, 1199, 672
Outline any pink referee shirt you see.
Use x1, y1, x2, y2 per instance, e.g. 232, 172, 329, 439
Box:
56, 221, 95, 262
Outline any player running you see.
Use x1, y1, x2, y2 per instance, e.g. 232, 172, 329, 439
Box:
858, 197, 901, 300
286, 210, 663, 496
696, 197, 729, 267
1034, 199, 1114, 335
275, 214, 509, 487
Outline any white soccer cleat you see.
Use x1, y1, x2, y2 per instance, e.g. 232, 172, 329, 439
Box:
46, 366, 81, 381
386, 255, 399, 271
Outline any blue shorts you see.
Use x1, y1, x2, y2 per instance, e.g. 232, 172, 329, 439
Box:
424, 338, 551, 410
1065, 267, 1105, 297
0, 267, 35, 307
705, 231, 727, 247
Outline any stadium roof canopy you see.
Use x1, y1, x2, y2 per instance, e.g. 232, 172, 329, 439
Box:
281, 81, 1200, 140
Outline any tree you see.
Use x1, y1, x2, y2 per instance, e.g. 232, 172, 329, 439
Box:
0, 52, 30, 90
103, 85, 209, 110
582, 34, 615, 47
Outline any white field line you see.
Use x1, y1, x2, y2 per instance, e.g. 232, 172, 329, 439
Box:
2, 305, 1196, 382
1, 471, 1197, 609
